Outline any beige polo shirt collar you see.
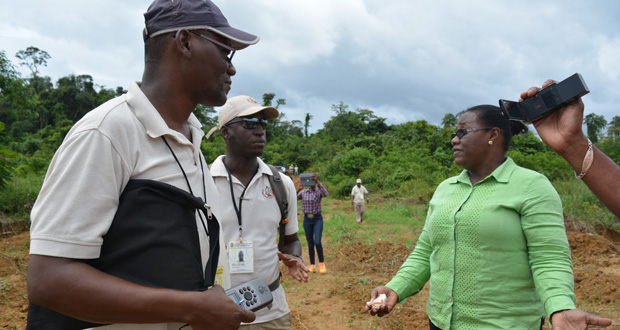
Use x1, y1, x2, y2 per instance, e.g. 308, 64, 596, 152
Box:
210, 155, 274, 182
126, 81, 205, 144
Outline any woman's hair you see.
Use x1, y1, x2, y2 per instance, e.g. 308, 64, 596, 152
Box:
464, 105, 528, 150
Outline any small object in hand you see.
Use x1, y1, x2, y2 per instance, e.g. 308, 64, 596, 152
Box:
366, 293, 386, 311
300, 173, 316, 186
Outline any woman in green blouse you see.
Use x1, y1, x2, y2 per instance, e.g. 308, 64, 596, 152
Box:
365, 105, 613, 330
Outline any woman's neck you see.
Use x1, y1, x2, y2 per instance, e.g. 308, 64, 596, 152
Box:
468, 156, 506, 185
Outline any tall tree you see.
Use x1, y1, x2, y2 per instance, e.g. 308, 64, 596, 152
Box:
332, 101, 349, 115
584, 113, 607, 143
9, 48, 54, 131
15, 46, 51, 79
261, 93, 289, 141
319, 103, 387, 141
441, 113, 457, 129
0, 121, 10, 190
289, 119, 303, 137
0, 51, 26, 110
262, 93, 285, 109
53, 74, 97, 122
193, 104, 217, 127
0, 51, 34, 134
608, 116, 620, 140
116, 86, 128, 96
262, 93, 275, 107
304, 112, 313, 137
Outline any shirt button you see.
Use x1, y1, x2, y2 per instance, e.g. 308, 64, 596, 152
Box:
451, 249, 455, 253
449, 297, 453, 302
451, 274, 454, 278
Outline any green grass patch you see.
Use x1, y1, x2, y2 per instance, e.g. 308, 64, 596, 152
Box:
552, 179, 620, 232
0, 171, 43, 220
1, 237, 29, 258
298, 197, 425, 249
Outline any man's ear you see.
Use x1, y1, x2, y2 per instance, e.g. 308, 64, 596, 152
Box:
221, 126, 230, 140
174, 30, 192, 59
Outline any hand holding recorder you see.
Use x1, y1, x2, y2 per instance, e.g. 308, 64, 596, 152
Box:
500, 73, 589, 125
515, 75, 620, 218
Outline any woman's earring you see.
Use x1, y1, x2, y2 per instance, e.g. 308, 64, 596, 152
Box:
488, 140, 493, 145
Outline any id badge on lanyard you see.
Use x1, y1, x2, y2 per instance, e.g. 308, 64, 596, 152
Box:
229, 240, 254, 273
224, 161, 259, 275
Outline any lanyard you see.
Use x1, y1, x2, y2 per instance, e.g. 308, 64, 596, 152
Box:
162, 136, 221, 291
223, 157, 258, 240
162, 136, 210, 233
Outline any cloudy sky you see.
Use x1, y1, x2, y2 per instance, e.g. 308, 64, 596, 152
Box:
1, 0, 619, 133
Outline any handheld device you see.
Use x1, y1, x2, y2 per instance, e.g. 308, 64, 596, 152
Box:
225, 278, 273, 312
299, 173, 316, 186
499, 73, 589, 124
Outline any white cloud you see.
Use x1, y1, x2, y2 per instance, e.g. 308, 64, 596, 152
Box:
596, 37, 620, 81
1, 0, 619, 131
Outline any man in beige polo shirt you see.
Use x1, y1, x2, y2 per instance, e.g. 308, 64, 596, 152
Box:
27, 1, 257, 328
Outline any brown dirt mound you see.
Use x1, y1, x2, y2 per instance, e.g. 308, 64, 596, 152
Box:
1, 231, 29, 329
568, 232, 620, 306
2, 230, 619, 329
286, 231, 620, 330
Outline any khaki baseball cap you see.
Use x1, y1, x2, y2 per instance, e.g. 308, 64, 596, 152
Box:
205, 95, 279, 138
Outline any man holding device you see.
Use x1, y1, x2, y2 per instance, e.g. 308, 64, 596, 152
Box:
27, 0, 258, 328
208, 95, 309, 329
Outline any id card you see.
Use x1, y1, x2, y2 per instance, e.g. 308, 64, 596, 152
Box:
229, 240, 254, 273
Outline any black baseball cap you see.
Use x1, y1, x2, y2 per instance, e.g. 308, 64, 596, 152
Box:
143, 0, 259, 50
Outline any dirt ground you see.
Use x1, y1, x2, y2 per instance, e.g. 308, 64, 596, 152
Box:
283, 228, 620, 330
2, 218, 620, 329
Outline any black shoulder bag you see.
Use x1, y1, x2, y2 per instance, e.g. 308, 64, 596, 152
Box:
26, 179, 220, 330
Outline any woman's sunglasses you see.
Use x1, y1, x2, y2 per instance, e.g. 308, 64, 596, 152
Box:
225, 118, 268, 130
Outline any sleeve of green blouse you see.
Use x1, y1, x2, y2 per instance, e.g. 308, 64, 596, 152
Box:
385, 212, 433, 303
520, 173, 576, 322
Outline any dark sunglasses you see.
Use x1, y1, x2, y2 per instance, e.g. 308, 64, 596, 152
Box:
226, 118, 268, 130
189, 31, 236, 63
451, 127, 493, 139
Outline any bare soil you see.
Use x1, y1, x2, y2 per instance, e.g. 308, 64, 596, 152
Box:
282, 214, 620, 330
2, 210, 619, 329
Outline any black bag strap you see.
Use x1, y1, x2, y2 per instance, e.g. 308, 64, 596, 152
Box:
267, 165, 289, 251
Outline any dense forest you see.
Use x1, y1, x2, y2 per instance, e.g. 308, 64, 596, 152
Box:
1, 47, 619, 231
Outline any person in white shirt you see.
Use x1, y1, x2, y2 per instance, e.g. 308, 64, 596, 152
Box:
26, 1, 258, 328
207, 95, 309, 329
351, 179, 370, 224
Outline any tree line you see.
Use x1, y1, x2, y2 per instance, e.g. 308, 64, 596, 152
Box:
2, 47, 620, 216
